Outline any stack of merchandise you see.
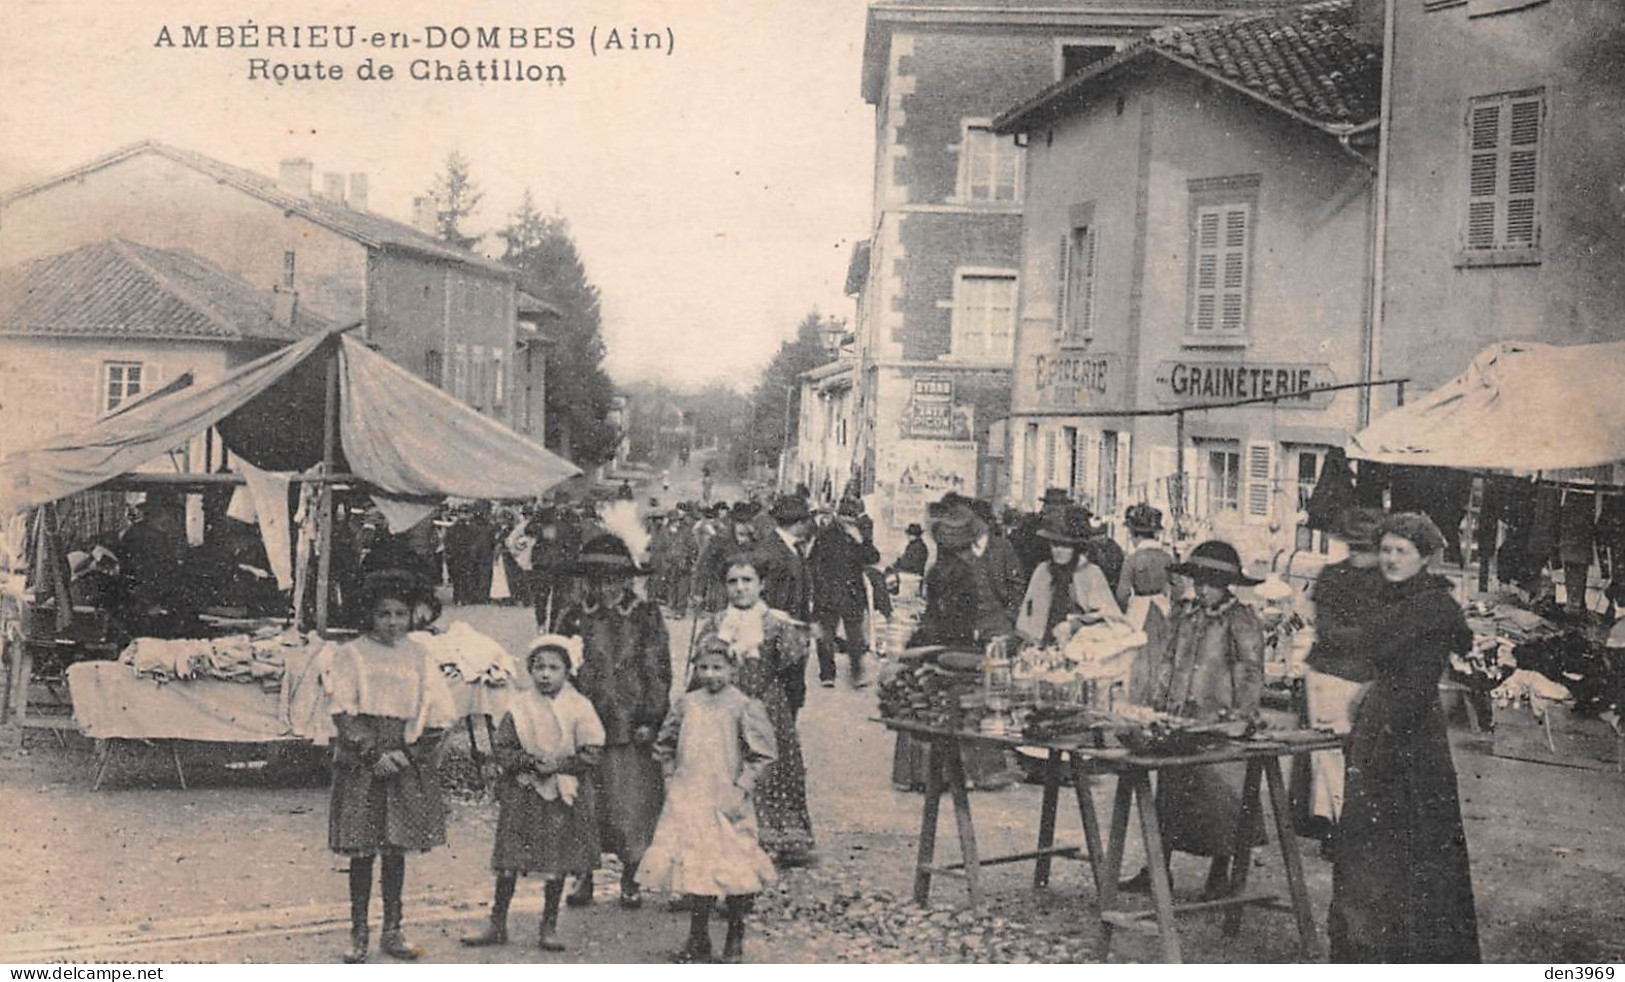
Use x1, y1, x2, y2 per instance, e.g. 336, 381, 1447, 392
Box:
416, 621, 518, 687
876, 656, 983, 731
122, 628, 317, 693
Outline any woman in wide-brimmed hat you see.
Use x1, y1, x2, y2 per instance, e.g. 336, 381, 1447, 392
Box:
554, 534, 670, 909
1123, 539, 1266, 901
1015, 505, 1121, 644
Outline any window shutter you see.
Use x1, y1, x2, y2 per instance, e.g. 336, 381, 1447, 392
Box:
1466, 101, 1501, 250
1043, 428, 1057, 489
1073, 429, 1090, 499
1506, 95, 1540, 245
1056, 235, 1070, 337
1193, 209, 1220, 332
1149, 445, 1175, 510
1067, 227, 1097, 342
1220, 207, 1249, 333
1244, 441, 1275, 522
1115, 430, 1132, 514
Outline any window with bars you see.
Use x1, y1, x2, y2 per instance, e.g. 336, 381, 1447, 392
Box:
951, 271, 1017, 360
103, 362, 144, 413
1190, 202, 1252, 337
1060, 226, 1098, 344
958, 123, 1023, 204
1464, 90, 1543, 255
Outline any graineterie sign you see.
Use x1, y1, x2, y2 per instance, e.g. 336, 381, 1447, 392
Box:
1153, 361, 1337, 409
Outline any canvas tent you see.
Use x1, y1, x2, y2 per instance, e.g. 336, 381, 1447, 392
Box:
0, 328, 579, 514
1348, 339, 1625, 475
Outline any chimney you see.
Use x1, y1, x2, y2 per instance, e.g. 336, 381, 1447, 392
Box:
413, 195, 439, 234
272, 287, 299, 328
321, 172, 345, 202
347, 172, 369, 212
1351, 0, 1385, 46
278, 158, 313, 195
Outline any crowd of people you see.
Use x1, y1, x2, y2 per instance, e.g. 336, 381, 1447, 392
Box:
316, 463, 1483, 965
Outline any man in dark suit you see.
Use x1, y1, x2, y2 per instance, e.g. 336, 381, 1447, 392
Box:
808, 498, 881, 689
754, 494, 814, 711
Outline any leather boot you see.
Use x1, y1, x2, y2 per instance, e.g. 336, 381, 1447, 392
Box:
461, 875, 515, 947
671, 897, 714, 963
565, 873, 594, 907
379, 901, 423, 960
721, 894, 753, 963
619, 863, 643, 909
342, 926, 369, 965
538, 879, 566, 951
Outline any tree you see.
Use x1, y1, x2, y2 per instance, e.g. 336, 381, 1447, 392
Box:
427, 151, 483, 250
502, 209, 620, 467
747, 310, 838, 477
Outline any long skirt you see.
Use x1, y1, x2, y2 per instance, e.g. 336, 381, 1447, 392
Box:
593, 745, 664, 865
491, 784, 600, 877
1155, 761, 1266, 858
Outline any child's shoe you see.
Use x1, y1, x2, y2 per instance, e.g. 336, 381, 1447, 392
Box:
460, 918, 508, 947
341, 926, 369, 964
565, 874, 595, 907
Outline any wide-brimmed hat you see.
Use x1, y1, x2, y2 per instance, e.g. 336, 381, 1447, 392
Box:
930, 504, 985, 551
1336, 507, 1385, 550
1169, 540, 1262, 587
1036, 505, 1094, 547
567, 533, 647, 578
1124, 503, 1164, 535
768, 495, 812, 526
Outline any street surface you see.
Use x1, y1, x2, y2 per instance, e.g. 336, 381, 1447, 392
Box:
2, 462, 1622, 963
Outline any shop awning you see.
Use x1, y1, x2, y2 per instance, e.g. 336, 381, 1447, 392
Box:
1347, 339, 1625, 474
0, 329, 580, 513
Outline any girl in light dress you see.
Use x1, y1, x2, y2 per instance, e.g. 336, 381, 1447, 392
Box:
461, 635, 605, 952
637, 638, 778, 963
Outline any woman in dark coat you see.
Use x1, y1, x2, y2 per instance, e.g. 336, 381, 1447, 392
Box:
556, 534, 672, 908
1329, 512, 1480, 963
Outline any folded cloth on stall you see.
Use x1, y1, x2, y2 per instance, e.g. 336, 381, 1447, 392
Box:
416, 621, 518, 686
1491, 668, 1573, 714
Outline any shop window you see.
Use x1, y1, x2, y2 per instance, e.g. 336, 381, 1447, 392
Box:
957, 122, 1022, 204
1460, 89, 1543, 264
1289, 446, 1331, 553
1060, 225, 1098, 345
103, 361, 144, 413
950, 270, 1017, 360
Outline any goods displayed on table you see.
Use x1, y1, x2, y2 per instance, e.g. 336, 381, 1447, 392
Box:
415, 620, 518, 687
121, 627, 317, 692
1463, 598, 1623, 725
878, 635, 1327, 756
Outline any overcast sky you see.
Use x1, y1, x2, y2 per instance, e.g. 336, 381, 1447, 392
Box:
0, 0, 876, 389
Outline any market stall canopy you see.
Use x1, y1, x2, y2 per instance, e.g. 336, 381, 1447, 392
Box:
0, 329, 580, 513
1347, 339, 1625, 474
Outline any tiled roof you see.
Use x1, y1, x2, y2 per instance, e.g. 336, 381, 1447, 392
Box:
873, 0, 1305, 10
994, 0, 1381, 133
0, 238, 329, 343
1, 141, 513, 277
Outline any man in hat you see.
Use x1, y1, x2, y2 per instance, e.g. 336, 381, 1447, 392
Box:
1126, 538, 1265, 900
116, 491, 194, 636
1015, 505, 1121, 644
754, 495, 815, 708
894, 524, 928, 577
808, 498, 881, 688
969, 499, 1026, 622
1116, 504, 1174, 612
1302, 507, 1385, 849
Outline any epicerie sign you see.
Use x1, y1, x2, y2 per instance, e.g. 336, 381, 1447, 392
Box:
1030, 353, 1119, 410
1153, 360, 1335, 408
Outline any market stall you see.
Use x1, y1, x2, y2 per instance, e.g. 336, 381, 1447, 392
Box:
0, 327, 578, 776
876, 639, 1339, 963
1348, 339, 1625, 772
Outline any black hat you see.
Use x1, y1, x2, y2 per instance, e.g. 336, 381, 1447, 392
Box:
1169, 540, 1262, 587
768, 495, 812, 526
1337, 507, 1384, 551
1036, 505, 1094, 547
1124, 503, 1164, 535
905, 523, 924, 536
729, 501, 759, 521
837, 497, 863, 518
1041, 488, 1072, 505
568, 534, 646, 579
968, 499, 996, 524
930, 504, 985, 551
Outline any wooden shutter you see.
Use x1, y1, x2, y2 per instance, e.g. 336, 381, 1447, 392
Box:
1116, 430, 1133, 514
1067, 227, 1097, 343
1466, 100, 1501, 249
1043, 427, 1057, 489
1073, 429, 1090, 499
1506, 95, 1541, 245
1056, 235, 1070, 337
1244, 441, 1275, 522
1192, 205, 1249, 334
1467, 91, 1542, 251
1193, 208, 1221, 333
1219, 207, 1249, 332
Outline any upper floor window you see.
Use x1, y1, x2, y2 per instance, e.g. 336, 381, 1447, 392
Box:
282, 251, 296, 289
424, 349, 443, 389
1056, 41, 1119, 80
950, 270, 1017, 361
1187, 182, 1256, 341
1461, 89, 1543, 261
958, 122, 1022, 204
103, 361, 144, 413
1060, 224, 1098, 345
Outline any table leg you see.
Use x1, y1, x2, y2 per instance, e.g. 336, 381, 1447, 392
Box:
1097, 775, 1136, 954
912, 738, 945, 906
1133, 772, 1183, 964
1222, 759, 1265, 937
944, 742, 982, 909
1069, 756, 1106, 899
171, 742, 188, 791
1034, 749, 1062, 888
1264, 756, 1319, 958
10, 642, 33, 722
91, 738, 114, 792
